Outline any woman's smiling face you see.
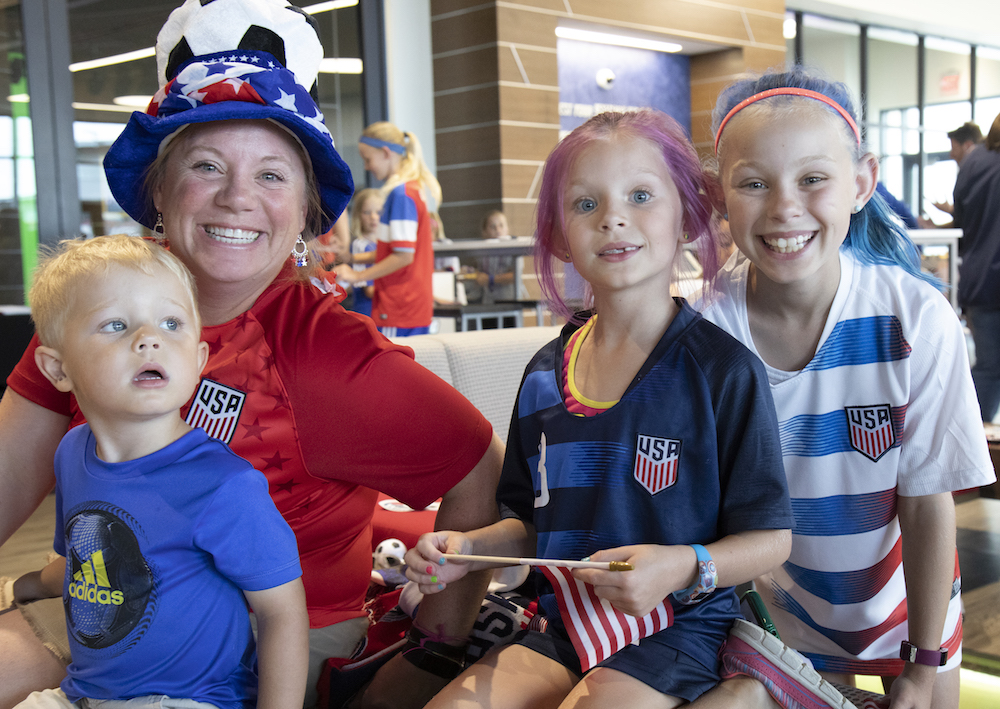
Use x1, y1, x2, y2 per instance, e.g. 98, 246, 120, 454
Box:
153, 119, 309, 291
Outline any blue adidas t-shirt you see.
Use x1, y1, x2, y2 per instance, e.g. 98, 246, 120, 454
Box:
54, 425, 301, 708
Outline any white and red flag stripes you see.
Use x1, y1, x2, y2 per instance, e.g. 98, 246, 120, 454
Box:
540, 565, 673, 672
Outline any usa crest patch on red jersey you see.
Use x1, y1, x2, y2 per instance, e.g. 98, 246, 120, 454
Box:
186, 379, 246, 444
845, 404, 895, 462
633, 434, 681, 494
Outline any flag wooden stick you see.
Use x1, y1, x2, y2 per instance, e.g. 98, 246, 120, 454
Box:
440, 553, 633, 571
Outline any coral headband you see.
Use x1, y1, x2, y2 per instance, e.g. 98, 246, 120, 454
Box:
714, 87, 861, 154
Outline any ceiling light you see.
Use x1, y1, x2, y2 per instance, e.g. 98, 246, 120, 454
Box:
304, 0, 358, 13
555, 26, 681, 54
72, 102, 138, 113
868, 27, 919, 46
70, 47, 155, 73
783, 18, 797, 40
8, 94, 29, 103
925, 36, 970, 54
113, 95, 152, 108
801, 15, 859, 36
319, 57, 363, 74
556, 27, 684, 53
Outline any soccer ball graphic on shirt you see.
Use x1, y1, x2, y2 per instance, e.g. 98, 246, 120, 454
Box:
64, 504, 155, 652
156, 0, 323, 93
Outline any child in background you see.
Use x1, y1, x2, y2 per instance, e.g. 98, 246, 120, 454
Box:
15, 235, 307, 709
482, 209, 509, 240
405, 109, 793, 708
313, 212, 350, 272
337, 122, 441, 337
338, 188, 382, 317
476, 209, 523, 303
700, 67, 995, 709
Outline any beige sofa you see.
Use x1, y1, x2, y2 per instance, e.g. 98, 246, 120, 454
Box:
393, 326, 562, 443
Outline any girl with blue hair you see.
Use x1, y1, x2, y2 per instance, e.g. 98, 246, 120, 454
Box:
699, 66, 995, 709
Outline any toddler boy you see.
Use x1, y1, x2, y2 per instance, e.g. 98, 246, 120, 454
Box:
16, 234, 307, 709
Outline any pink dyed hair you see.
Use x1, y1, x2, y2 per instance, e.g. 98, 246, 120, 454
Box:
534, 110, 719, 321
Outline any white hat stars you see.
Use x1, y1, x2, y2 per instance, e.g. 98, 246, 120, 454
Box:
300, 107, 331, 139
274, 88, 298, 113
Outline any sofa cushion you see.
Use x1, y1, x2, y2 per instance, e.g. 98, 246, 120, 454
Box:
394, 327, 561, 444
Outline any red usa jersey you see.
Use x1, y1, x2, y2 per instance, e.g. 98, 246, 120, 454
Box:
371, 181, 434, 328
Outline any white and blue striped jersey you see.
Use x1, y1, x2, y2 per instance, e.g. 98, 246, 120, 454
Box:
702, 250, 995, 674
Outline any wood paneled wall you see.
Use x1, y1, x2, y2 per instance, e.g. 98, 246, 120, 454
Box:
430, 0, 785, 238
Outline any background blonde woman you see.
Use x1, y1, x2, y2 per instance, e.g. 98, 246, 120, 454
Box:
337, 122, 442, 336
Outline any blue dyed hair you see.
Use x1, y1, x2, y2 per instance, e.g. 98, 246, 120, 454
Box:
713, 66, 936, 286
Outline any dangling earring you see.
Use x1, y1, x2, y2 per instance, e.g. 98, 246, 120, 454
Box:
153, 213, 166, 247
291, 235, 309, 267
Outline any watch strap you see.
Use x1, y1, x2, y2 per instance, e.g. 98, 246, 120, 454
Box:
899, 641, 948, 666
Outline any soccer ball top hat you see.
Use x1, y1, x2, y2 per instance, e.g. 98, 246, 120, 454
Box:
104, 0, 353, 233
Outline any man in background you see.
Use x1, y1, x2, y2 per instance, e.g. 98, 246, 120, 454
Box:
919, 121, 984, 226
952, 115, 1000, 422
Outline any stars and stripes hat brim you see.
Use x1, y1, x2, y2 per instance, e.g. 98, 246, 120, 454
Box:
103, 48, 353, 233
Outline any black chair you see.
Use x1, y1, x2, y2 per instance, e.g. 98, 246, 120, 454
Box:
0, 311, 35, 395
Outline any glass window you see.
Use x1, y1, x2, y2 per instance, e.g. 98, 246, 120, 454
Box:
868, 27, 920, 217
800, 15, 861, 101
921, 37, 971, 218
925, 37, 971, 115
67, 1, 365, 237
976, 45, 1000, 128
311, 8, 366, 188
1, 2, 34, 305
69, 1, 178, 237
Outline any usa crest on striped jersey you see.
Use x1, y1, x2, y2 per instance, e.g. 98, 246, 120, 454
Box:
845, 404, 895, 462
186, 379, 246, 444
633, 434, 680, 494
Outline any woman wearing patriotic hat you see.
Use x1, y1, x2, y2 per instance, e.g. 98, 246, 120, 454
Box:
0, 1, 503, 707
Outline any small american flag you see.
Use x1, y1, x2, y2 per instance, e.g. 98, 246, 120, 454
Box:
540, 565, 673, 672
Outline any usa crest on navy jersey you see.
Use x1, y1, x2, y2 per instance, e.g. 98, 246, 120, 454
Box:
633, 434, 680, 494
845, 405, 895, 462
186, 379, 246, 444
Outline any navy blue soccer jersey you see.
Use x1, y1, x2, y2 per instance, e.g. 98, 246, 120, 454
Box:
498, 300, 793, 661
